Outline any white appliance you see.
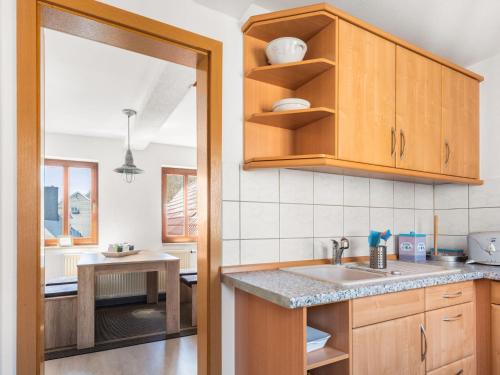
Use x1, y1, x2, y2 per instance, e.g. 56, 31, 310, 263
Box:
467, 232, 500, 265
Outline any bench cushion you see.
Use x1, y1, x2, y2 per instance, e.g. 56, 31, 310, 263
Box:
45, 283, 78, 298
180, 274, 197, 287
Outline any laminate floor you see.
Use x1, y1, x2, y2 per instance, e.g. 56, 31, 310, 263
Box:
45, 335, 197, 375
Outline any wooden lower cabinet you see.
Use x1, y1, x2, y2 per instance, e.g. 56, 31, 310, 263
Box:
352, 313, 425, 375
425, 302, 474, 371
427, 356, 475, 375
493, 304, 500, 375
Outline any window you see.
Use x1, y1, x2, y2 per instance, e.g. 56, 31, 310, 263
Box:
162, 167, 197, 243
44, 159, 98, 246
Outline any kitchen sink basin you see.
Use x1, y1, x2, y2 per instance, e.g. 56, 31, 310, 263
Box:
282, 261, 461, 286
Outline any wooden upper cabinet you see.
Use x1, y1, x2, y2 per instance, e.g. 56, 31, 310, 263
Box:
338, 20, 396, 167
442, 66, 480, 178
396, 47, 442, 173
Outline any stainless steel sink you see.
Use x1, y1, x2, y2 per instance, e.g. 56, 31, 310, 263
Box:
282, 261, 461, 286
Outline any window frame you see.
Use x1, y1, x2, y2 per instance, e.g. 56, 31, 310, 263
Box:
44, 159, 99, 246
162, 167, 197, 243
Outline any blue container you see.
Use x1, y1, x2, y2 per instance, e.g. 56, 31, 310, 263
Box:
398, 232, 426, 262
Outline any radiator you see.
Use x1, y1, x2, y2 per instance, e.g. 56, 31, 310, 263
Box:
63, 250, 196, 299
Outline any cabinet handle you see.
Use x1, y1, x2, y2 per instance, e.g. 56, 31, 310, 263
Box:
445, 141, 451, 164
442, 291, 462, 298
420, 323, 427, 361
443, 313, 463, 322
455, 370, 464, 375
400, 130, 406, 159
391, 128, 396, 157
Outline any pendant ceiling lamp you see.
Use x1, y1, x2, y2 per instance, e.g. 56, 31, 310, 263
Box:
114, 109, 144, 183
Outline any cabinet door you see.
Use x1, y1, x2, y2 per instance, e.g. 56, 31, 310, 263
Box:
352, 313, 425, 375
442, 67, 480, 178
493, 304, 500, 375
338, 20, 396, 167
425, 302, 474, 371
396, 47, 442, 173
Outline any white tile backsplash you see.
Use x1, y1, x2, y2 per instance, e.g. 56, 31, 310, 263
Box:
218, 168, 500, 265
369, 207, 393, 233
394, 181, 415, 208
415, 184, 434, 209
240, 239, 279, 264
222, 201, 239, 239
222, 162, 240, 201
435, 209, 469, 235
240, 202, 279, 239
434, 184, 468, 209
415, 209, 434, 235
222, 240, 240, 266
436, 235, 468, 251
369, 179, 394, 208
314, 238, 333, 259
469, 177, 500, 208
280, 169, 313, 204
469, 208, 500, 232
314, 205, 343, 237
394, 209, 415, 234
280, 238, 314, 261
344, 176, 369, 206
280, 204, 314, 238
344, 207, 369, 236
240, 168, 279, 202
314, 172, 343, 205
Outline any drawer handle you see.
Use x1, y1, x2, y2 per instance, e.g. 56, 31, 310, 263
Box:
443, 313, 463, 322
420, 323, 427, 361
455, 370, 463, 375
442, 291, 463, 298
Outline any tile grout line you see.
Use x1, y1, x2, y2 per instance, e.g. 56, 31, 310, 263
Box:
238, 164, 242, 265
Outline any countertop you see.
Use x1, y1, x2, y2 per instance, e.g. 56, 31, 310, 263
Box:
222, 261, 500, 309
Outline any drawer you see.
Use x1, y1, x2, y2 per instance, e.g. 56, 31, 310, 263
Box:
352, 289, 424, 328
491, 281, 500, 304
493, 305, 500, 375
425, 303, 474, 371
425, 281, 473, 311
427, 355, 475, 375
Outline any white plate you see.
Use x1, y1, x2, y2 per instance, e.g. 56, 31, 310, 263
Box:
272, 98, 310, 112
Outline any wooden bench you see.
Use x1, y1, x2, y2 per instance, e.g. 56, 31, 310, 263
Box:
180, 274, 197, 326
44, 282, 78, 350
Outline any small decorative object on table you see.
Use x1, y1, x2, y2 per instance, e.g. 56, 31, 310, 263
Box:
306, 326, 331, 352
102, 243, 139, 257
265, 37, 307, 65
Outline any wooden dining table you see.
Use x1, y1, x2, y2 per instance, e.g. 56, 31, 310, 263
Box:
76, 250, 180, 349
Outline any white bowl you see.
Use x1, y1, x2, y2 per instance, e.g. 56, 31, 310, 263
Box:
266, 37, 307, 65
272, 98, 311, 112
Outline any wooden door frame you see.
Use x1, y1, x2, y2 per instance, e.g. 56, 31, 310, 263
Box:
17, 1, 222, 374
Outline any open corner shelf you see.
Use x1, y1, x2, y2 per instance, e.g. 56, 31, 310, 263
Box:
245, 10, 336, 43
248, 107, 335, 129
307, 346, 349, 371
246, 58, 335, 89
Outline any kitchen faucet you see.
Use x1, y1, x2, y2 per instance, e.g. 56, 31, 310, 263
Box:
331, 237, 350, 265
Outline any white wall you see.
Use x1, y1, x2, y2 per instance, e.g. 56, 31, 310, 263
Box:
0, 0, 17, 373
43, 133, 196, 280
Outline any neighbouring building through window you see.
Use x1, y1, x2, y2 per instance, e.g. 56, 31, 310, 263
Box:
44, 159, 98, 246
162, 167, 197, 243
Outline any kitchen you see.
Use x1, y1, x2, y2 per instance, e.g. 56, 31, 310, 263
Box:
2, 0, 500, 374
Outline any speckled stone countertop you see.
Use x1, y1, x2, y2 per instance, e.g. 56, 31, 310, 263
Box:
222, 262, 500, 309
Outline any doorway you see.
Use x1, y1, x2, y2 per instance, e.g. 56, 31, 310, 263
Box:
17, 1, 222, 374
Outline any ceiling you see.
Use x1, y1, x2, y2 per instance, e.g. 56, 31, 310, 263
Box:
44, 28, 197, 149
195, 0, 500, 67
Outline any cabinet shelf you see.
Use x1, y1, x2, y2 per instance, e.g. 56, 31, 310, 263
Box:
307, 346, 349, 370
248, 107, 334, 129
246, 58, 335, 89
